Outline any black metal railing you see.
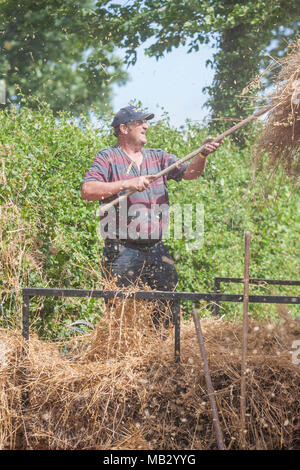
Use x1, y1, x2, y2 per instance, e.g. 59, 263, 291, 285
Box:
22, 284, 300, 362
213, 277, 300, 316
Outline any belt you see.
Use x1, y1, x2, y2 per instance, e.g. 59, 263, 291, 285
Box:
105, 238, 161, 248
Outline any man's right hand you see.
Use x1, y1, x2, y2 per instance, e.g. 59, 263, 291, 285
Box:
81, 175, 156, 202
123, 175, 156, 192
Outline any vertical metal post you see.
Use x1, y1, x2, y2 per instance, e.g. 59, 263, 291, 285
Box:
213, 277, 221, 316
22, 294, 30, 340
240, 231, 251, 448
21, 294, 31, 408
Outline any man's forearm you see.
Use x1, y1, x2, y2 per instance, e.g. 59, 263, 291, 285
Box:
183, 153, 207, 180
81, 180, 129, 201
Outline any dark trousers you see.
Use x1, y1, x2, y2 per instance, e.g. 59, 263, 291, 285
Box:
102, 239, 180, 327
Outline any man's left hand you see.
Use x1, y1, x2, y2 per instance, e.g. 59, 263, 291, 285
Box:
202, 137, 223, 156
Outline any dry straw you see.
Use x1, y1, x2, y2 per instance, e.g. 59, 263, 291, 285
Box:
0, 293, 299, 450
253, 38, 300, 178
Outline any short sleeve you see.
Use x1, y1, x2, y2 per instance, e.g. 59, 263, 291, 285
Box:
160, 150, 189, 182
83, 152, 111, 184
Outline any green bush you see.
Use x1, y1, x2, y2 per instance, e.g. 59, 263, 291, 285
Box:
1, 104, 299, 338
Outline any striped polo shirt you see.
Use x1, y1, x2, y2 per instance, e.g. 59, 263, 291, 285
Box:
83, 144, 189, 242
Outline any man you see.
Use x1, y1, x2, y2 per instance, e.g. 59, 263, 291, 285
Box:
82, 105, 221, 327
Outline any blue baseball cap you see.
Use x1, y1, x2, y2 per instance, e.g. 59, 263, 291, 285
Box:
111, 105, 154, 128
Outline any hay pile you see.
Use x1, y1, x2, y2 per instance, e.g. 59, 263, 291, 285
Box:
254, 39, 300, 178
0, 300, 299, 450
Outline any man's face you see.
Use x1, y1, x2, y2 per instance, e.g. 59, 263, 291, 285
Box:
121, 119, 149, 146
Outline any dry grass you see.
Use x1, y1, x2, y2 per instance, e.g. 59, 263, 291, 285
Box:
253, 38, 300, 178
0, 297, 299, 450
0, 200, 46, 328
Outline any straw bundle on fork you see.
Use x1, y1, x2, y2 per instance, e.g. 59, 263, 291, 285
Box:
254, 38, 300, 178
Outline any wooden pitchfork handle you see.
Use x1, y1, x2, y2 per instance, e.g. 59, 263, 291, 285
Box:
99, 104, 272, 216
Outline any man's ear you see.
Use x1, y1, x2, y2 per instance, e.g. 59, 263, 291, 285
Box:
119, 123, 128, 135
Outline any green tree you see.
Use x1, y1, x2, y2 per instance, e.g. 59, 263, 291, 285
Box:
103, 0, 300, 127
0, 0, 128, 115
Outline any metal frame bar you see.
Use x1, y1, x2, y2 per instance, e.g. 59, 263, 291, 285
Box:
213, 277, 300, 316
22, 286, 300, 362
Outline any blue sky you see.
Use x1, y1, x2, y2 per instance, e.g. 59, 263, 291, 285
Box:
111, 42, 216, 129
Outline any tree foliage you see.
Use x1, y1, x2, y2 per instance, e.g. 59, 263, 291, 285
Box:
2, 1, 299, 122
103, 0, 300, 124
0, 0, 128, 115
